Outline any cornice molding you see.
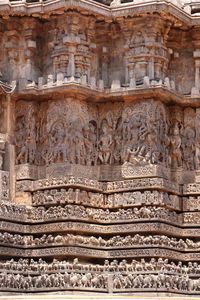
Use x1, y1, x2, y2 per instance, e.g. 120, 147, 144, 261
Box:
0, 0, 197, 26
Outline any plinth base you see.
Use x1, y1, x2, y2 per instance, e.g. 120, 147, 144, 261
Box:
0, 293, 199, 300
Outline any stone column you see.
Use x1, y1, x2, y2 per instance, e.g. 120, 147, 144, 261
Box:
195, 59, 200, 91
102, 53, 109, 87
196, 108, 200, 172
68, 45, 76, 79
149, 57, 155, 80
5, 94, 15, 202
191, 50, 200, 96
129, 63, 136, 88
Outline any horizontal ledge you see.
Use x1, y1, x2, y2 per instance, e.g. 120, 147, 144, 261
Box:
15, 85, 194, 107
1, 220, 200, 238
17, 176, 181, 195
1, 245, 200, 261
1, 242, 200, 254
0, 1, 194, 25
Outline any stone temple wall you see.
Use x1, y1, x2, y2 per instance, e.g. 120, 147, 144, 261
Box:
1, 0, 200, 295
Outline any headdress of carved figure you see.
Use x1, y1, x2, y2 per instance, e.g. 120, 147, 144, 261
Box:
171, 121, 181, 135
131, 113, 142, 128
101, 119, 109, 133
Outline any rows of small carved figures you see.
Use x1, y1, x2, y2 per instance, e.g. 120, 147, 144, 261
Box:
17, 175, 179, 195
0, 201, 28, 220
35, 205, 179, 223
1, 231, 200, 251
0, 203, 179, 224
0, 258, 200, 292
0, 258, 199, 274
32, 189, 178, 209
15, 100, 199, 171
6, 200, 200, 226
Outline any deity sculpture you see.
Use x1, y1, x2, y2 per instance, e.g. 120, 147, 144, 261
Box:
169, 121, 183, 168
98, 119, 113, 164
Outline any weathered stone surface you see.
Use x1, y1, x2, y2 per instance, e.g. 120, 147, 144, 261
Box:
2, 0, 200, 296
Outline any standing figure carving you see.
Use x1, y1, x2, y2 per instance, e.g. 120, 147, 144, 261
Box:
71, 119, 85, 165
169, 121, 183, 168
181, 108, 196, 170
98, 119, 113, 164
196, 108, 200, 169
47, 120, 67, 164
15, 102, 37, 165
83, 121, 97, 166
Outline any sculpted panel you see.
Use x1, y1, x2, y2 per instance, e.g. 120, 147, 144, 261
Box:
108, 191, 180, 210
32, 188, 104, 207
30, 204, 180, 224
98, 102, 123, 165
15, 100, 37, 165
14, 98, 200, 173
196, 108, 200, 170
0, 171, 9, 199
122, 100, 169, 167
15, 99, 99, 167
32, 188, 180, 210
37, 99, 98, 166
183, 196, 200, 211
182, 108, 196, 170
0, 258, 200, 293
0, 231, 197, 252
168, 106, 183, 169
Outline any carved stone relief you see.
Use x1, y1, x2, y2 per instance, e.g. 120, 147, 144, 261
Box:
0, 258, 199, 293
31, 188, 180, 211
0, 172, 9, 199
3, 1, 200, 297
15, 100, 37, 165
122, 100, 169, 167
15, 98, 196, 171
